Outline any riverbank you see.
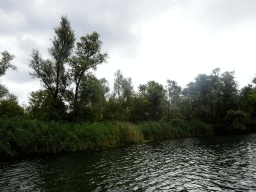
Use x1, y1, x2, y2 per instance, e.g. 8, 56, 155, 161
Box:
0, 118, 214, 157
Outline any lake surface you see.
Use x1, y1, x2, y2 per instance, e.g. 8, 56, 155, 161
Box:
1, 134, 256, 191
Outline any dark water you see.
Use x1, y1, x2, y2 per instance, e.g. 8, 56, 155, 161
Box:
1, 134, 256, 191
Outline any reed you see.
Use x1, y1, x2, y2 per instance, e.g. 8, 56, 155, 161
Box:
0, 118, 213, 156
137, 120, 214, 140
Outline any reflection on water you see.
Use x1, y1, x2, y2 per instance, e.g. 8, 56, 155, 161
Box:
1, 134, 256, 191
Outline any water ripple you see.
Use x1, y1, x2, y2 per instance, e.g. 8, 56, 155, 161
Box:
1, 134, 256, 191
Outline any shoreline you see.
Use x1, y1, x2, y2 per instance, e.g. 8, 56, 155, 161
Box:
0, 118, 214, 158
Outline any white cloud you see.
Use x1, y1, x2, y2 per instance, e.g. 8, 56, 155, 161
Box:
0, 10, 27, 33
1, 0, 256, 104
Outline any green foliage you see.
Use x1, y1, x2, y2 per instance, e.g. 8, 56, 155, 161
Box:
139, 81, 167, 121
137, 120, 213, 141
0, 84, 9, 101
0, 117, 215, 157
69, 32, 108, 118
0, 51, 18, 106
71, 75, 108, 122
28, 16, 108, 121
0, 118, 145, 156
114, 69, 133, 99
225, 110, 248, 131
103, 97, 130, 122
0, 99, 23, 118
181, 119, 213, 136
247, 92, 256, 118
29, 16, 75, 100
182, 68, 239, 124
129, 95, 150, 122
27, 89, 67, 121
0, 51, 16, 77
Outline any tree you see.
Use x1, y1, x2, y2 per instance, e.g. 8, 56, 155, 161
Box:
166, 80, 182, 122
0, 84, 9, 101
145, 81, 167, 121
0, 97, 23, 118
0, 51, 16, 77
29, 16, 75, 102
181, 69, 239, 124
239, 84, 253, 115
69, 32, 108, 115
27, 89, 66, 121
104, 70, 134, 122
29, 16, 108, 121
0, 51, 16, 101
114, 69, 124, 98
219, 71, 238, 114
72, 75, 108, 122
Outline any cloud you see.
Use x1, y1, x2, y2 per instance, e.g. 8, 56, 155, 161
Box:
204, 0, 256, 27
0, 9, 27, 34
1, 0, 256, 104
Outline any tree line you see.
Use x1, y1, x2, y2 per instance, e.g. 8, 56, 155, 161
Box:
1, 16, 256, 134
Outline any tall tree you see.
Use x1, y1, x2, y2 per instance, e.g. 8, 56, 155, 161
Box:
146, 81, 167, 121
0, 51, 17, 102
29, 16, 107, 121
166, 80, 182, 122
0, 51, 16, 77
114, 69, 124, 98
69, 32, 108, 111
29, 16, 75, 110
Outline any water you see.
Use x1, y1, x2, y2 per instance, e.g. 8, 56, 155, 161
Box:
1, 134, 256, 191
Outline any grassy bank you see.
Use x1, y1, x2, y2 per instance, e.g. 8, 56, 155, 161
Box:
0, 118, 214, 156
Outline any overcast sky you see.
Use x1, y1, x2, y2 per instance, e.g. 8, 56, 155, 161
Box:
1, 0, 256, 104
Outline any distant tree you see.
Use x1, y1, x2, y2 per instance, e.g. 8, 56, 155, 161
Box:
219, 71, 238, 115
27, 89, 66, 121
181, 69, 239, 124
0, 51, 16, 101
0, 51, 16, 77
166, 80, 182, 121
0, 84, 9, 101
239, 84, 253, 115
72, 75, 108, 122
145, 81, 167, 121
138, 84, 147, 96
0, 51, 22, 119
105, 70, 134, 122
0, 96, 23, 118
114, 69, 124, 98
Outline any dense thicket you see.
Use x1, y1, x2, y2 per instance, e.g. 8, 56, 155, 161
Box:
0, 117, 213, 156
1, 16, 256, 138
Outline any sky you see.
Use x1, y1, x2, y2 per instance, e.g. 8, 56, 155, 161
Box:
1, 0, 256, 104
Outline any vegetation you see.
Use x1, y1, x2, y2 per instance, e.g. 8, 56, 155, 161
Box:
1, 16, 256, 156
0, 118, 213, 156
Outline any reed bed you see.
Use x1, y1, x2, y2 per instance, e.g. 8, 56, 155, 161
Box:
137, 119, 213, 140
0, 118, 213, 156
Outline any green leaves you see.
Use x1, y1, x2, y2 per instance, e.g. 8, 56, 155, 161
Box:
29, 16, 75, 102
49, 16, 76, 63
0, 51, 16, 77
28, 16, 108, 121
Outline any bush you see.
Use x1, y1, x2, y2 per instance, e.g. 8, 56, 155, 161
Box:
225, 110, 248, 132
0, 100, 24, 118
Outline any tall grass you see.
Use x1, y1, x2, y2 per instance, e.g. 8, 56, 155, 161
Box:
0, 118, 213, 157
0, 118, 144, 156
137, 119, 213, 140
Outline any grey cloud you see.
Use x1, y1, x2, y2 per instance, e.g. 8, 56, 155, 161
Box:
1, 0, 195, 85
204, 0, 256, 26
1, 0, 189, 59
